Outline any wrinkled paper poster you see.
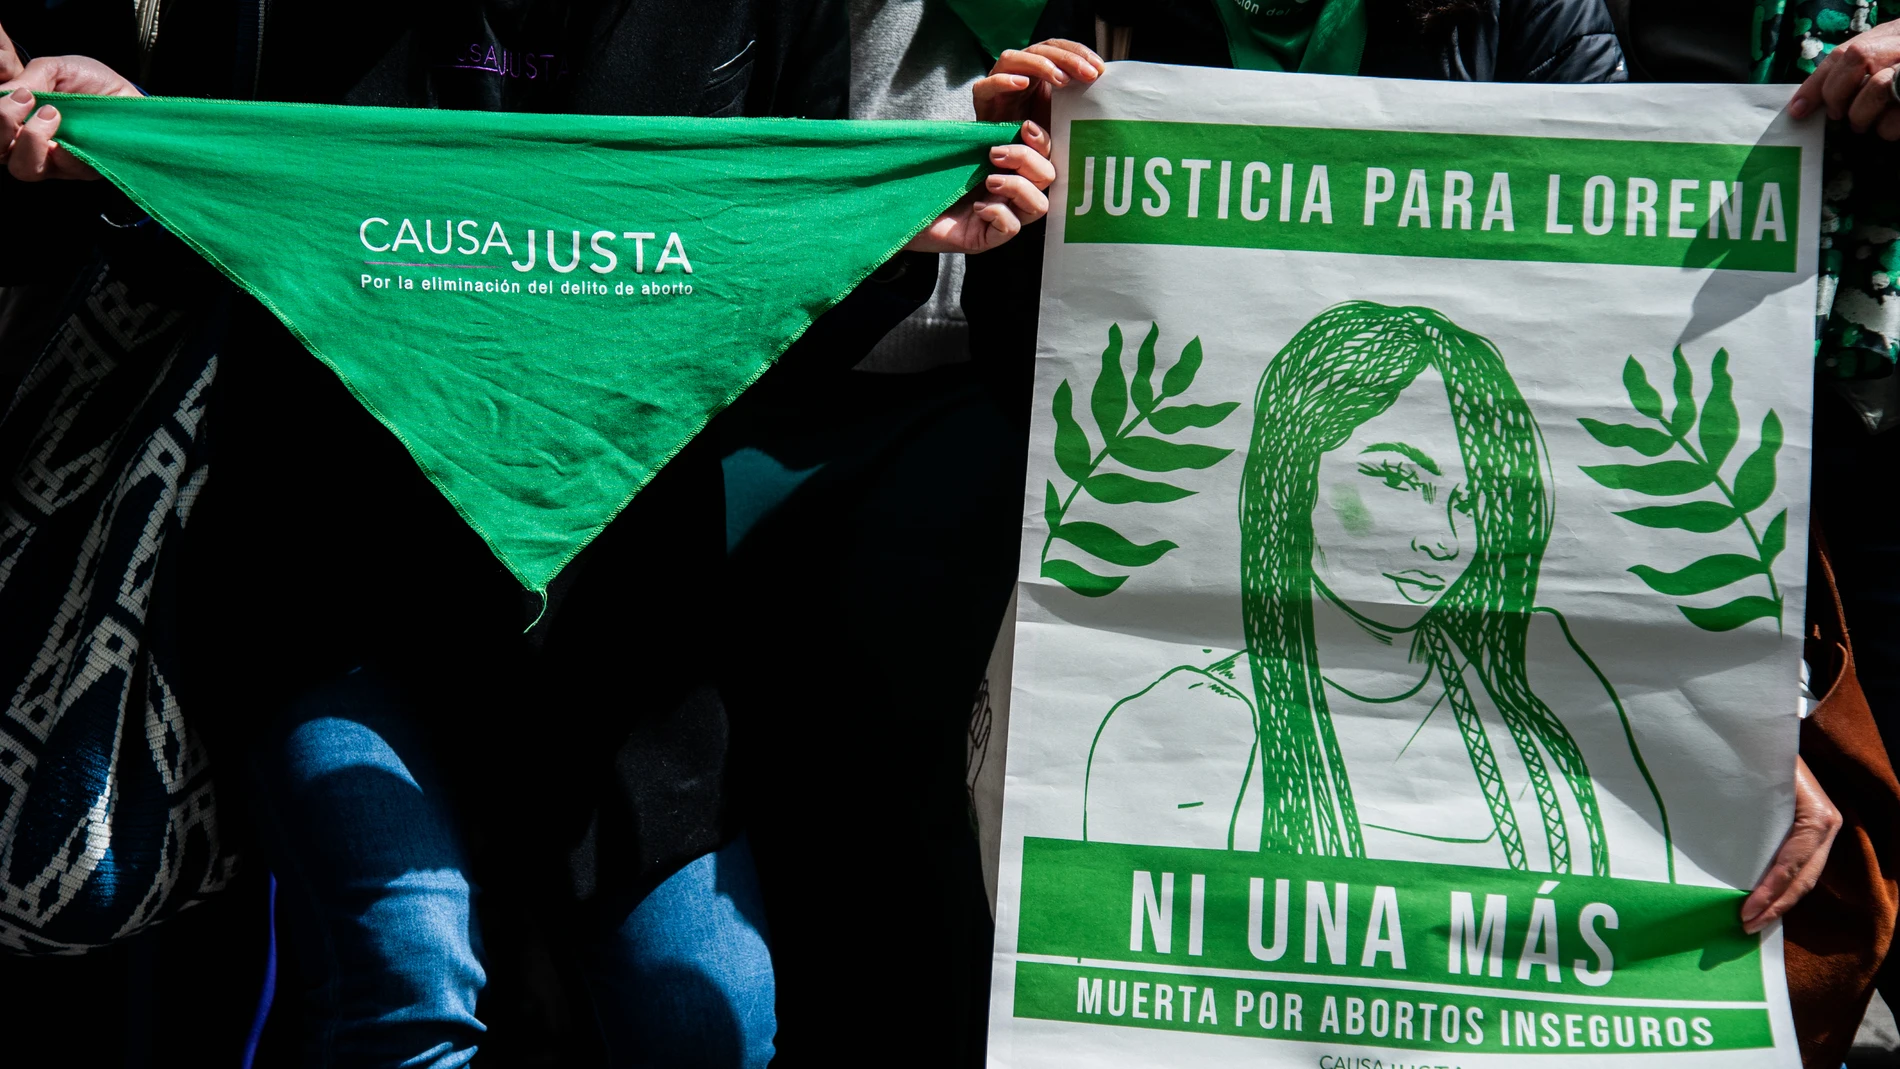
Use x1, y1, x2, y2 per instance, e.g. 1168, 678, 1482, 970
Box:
990, 64, 1820, 1068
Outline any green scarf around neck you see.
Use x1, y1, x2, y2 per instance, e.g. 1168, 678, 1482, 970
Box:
943, 0, 1364, 73
29, 92, 1011, 592
943, 0, 1049, 60
1212, 0, 1367, 74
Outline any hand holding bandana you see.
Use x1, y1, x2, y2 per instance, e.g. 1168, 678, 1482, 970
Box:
0, 19, 1050, 254
4, 88, 1018, 593
0, 33, 140, 181
973, 38, 1106, 131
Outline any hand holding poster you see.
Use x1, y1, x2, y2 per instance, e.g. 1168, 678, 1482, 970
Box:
990, 64, 1819, 1067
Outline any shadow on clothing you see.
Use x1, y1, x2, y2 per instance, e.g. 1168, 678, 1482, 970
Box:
720, 365, 1023, 1067
0, 868, 272, 1069
1815, 386, 1900, 754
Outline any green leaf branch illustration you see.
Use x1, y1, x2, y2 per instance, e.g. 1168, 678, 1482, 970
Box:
1578, 347, 1785, 632
1042, 322, 1240, 597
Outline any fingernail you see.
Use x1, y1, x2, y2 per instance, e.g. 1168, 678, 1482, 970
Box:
12, 89, 31, 107
37, 105, 57, 121
1011, 75, 1030, 89
1052, 72, 1069, 86
991, 147, 1007, 161
986, 175, 1005, 189
1022, 121, 1043, 138
1790, 99, 1811, 118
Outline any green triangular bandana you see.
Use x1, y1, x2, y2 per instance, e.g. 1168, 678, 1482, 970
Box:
38, 93, 1012, 592
1211, 0, 1367, 74
942, 0, 1049, 59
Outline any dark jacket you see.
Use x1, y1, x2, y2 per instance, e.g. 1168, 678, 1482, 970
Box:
1091, 0, 1625, 81
1600, 0, 1757, 83
0, 0, 851, 283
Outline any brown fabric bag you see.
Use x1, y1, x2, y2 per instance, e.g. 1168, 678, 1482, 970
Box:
1784, 539, 1900, 1067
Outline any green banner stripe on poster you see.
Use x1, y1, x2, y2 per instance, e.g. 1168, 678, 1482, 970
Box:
1015, 839, 1764, 1003
1013, 961, 1775, 1053
34, 92, 1013, 593
1063, 120, 1802, 272
998, 68, 1813, 1069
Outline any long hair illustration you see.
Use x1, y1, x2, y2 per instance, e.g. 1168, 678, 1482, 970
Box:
1240, 302, 1607, 874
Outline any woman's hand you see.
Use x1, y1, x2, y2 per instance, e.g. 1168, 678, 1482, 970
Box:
1739, 756, 1842, 934
905, 123, 1056, 255
1789, 22, 1900, 138
903, 40, 1104, 256
973, 39, 1105, 130
0, 22, 143, 182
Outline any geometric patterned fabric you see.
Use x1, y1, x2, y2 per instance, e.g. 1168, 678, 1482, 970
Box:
0, 260, 236, 954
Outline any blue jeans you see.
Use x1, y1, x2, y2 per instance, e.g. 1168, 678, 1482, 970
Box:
251, 666, 775, 1069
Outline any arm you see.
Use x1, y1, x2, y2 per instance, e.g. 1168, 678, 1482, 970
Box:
904, 38, 1103, 254
959, 40, 1105, 424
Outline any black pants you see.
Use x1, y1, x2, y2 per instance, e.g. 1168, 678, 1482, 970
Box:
722, 366, 1025, 1067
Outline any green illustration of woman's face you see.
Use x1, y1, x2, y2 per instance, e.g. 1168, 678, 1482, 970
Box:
1309, 367, 1476, 628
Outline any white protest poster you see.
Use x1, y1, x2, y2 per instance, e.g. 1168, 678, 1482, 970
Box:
988, 64, 1820, 1068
